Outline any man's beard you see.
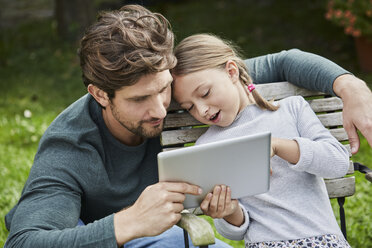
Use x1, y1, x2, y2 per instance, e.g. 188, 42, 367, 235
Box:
110, 104, 163, 138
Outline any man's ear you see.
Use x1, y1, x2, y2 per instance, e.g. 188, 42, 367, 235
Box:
225, 60, 240, 83
87, 84, 110, 107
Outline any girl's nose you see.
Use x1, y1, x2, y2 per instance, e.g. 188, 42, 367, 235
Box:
197, 104, 208, 117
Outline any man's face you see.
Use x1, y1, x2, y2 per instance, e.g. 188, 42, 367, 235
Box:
103, 70, 173, 143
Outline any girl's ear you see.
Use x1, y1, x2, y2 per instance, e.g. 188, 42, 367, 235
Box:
87, 84, 110, 107
225, 60, 240, 83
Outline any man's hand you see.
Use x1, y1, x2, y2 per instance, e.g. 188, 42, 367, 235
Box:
333, 74, 372, 154
113, 182, 202, 246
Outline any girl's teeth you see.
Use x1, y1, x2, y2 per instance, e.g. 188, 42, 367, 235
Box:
210, 112, 219, 121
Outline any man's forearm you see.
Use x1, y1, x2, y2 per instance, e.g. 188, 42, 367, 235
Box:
245, 49, 350, 95
6, 215, 117, 248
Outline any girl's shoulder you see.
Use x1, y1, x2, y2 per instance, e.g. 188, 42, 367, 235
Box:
277, 95, 306, 105
275, 95, 311, 118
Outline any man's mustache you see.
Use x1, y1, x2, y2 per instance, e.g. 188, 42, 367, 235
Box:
142, 118, 163, 123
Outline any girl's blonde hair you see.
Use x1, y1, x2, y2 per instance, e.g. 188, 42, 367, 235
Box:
172, 34, 278, 111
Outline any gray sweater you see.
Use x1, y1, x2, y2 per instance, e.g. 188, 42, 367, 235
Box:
195, 96, 349, 244
5, 49, 349, 248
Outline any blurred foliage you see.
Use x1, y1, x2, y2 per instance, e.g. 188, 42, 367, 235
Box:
325, 0, 372, 38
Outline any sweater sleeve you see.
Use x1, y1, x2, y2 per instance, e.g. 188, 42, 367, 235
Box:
288, 96, 350, 178
5, 138, 118, 248
213, 203, 249, 241
244, 49, 350, 95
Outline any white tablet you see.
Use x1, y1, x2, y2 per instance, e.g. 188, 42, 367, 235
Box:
158, 131, 271, 208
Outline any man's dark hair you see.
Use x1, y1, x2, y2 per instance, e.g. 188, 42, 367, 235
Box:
79, 4, 176, 98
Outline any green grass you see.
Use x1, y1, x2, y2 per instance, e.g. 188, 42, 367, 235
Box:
1, 0, 372, 247
0, 19, 86, 244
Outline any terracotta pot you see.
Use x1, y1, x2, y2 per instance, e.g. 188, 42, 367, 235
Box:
354, 36, 372, 73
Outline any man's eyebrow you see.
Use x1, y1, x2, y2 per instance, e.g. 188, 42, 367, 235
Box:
162, 79, 173, 91
128, 80, 172, 100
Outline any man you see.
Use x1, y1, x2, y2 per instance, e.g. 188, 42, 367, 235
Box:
5, 4, 372, 248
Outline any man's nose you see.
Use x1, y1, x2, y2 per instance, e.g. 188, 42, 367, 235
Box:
149, 94, 167, 119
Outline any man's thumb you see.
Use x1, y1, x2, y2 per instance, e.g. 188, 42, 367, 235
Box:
346, 125, 360, 155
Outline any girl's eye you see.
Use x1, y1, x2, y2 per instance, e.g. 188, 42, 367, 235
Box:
187, 105, 194, 112
202, 90, 210, 98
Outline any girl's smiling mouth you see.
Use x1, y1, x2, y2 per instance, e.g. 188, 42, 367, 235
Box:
209, 110, 221, 123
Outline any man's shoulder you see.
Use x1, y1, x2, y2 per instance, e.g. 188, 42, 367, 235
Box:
37, 94, 103, 162
45, 94, 99, 137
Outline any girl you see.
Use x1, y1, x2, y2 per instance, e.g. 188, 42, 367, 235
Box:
171, 34, 351, 248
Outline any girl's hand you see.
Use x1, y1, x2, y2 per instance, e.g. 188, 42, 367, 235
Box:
200, 185, 243, 226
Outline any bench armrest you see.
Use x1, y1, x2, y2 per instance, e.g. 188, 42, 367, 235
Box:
177, 212, 215, 246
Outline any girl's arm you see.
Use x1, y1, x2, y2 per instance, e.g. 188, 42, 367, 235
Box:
285, 96, 350, 178
271, 138, 300, 164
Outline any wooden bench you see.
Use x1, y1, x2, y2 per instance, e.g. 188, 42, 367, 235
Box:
160, 82, 372, 247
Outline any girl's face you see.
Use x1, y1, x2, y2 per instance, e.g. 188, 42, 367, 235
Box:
173, 64, 249, 127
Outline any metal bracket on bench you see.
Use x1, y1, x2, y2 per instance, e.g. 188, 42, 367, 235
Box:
354, 162, 372, 182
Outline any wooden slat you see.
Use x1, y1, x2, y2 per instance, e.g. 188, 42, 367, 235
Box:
347, 161, 354, 174
162, 127, 348, 147
161, 128, 348, 146
307, 97, 343, 112
165, 111, 343, 129
162, 147, 181, 152
317, 112, 343, 127
329, 128, 348, 142
164, 112, 202, 129
256, 82, 325, 100
161, 126, 348, 147
170, 97, 343, 114
325, 176, 355, 198
161, 127, 208, 146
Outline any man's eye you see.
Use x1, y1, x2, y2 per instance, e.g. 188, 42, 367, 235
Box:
160, 87, 168, 94
133, 97, 146, 102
